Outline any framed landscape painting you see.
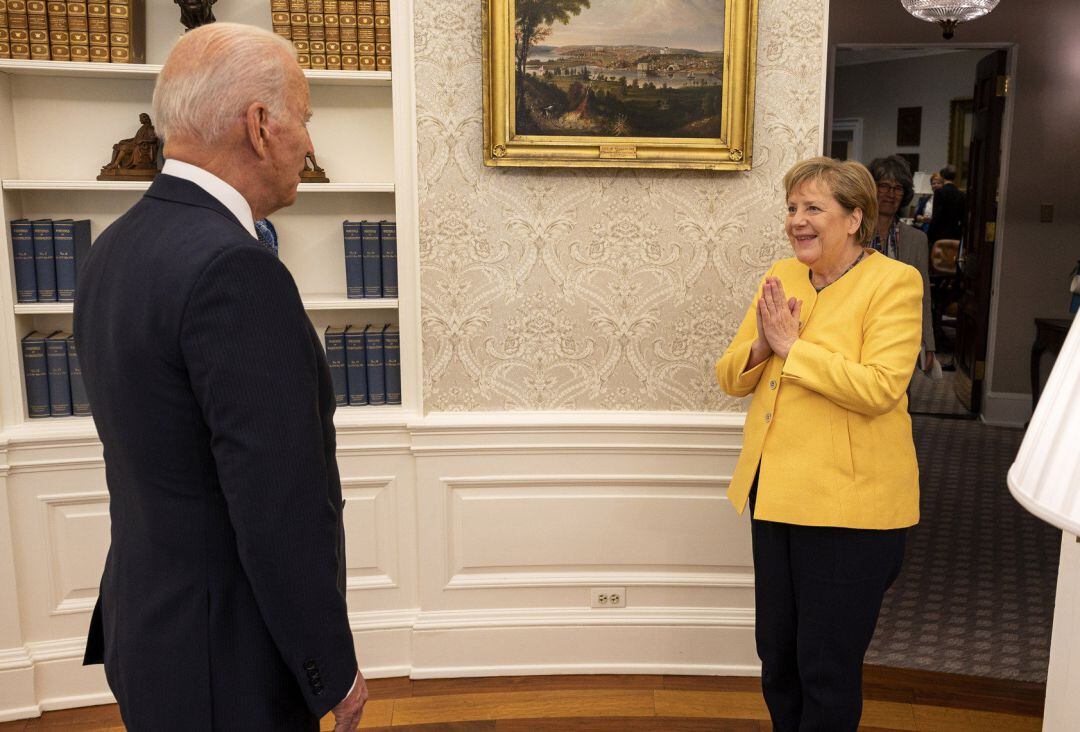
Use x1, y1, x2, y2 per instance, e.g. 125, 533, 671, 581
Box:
483, 0, 759, 170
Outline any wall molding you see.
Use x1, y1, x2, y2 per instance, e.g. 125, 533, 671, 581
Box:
413, 606, 754, 631
409, 661, 761, 679
0, 647, 32, 671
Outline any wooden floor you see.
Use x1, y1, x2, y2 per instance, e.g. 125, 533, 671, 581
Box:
0, 666, 1045, 731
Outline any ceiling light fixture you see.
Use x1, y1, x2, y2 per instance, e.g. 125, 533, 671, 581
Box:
900, 0, 1001, 40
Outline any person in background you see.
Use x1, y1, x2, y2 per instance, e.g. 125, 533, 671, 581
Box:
913, 171, 943, 232
868, 155, 937, 373
927, 164, 966, 246
75, 23, 366, 731
716, 157, 922, 731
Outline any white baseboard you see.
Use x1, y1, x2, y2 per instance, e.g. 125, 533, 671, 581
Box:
0, 705, 41, 723
982, 391, 1032, 427
410, 662, 761, 679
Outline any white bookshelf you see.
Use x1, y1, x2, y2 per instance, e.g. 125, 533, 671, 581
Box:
0, 1, 421, 428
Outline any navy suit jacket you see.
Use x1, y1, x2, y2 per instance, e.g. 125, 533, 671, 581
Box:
927, 183, 966, 244
76, 174, 356, 730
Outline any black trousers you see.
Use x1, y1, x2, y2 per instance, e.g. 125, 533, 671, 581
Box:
749, 486, 906, 732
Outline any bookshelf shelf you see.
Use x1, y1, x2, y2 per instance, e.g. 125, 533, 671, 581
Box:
0, 60, 392, 87
303, 296, 399, 311
2, 180, 395, 194
13, 302, 74, 315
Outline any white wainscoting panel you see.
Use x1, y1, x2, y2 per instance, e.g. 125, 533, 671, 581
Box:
38, 492, 110, 616
0, 412, 759, 720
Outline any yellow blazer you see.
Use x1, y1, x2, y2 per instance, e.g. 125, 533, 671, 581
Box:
716, 251, 922, 530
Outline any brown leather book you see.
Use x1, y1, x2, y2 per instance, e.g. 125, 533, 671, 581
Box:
27, 0, 48, 59
8, 0, 29, 59
357, 23, 373, 70
86, 0, 107, 62
66, 1, 89, 60
47, 1, 70, 60
0, 1, 8, 59
107, 0, 143, 63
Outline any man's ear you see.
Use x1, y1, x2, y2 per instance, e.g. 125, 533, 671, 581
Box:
245, 102, 270, 159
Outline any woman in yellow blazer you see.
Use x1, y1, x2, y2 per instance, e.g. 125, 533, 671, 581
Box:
716, 157, 922, 732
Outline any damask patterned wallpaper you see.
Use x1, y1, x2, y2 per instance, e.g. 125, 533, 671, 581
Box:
414, 0, 827, 411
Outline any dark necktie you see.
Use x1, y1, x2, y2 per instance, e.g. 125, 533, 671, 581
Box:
254, 218, 278, 256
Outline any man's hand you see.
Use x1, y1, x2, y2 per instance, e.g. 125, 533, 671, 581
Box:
332, 671, 368, 732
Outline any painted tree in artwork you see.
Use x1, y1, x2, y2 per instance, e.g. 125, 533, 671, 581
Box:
515, 0, 591, 80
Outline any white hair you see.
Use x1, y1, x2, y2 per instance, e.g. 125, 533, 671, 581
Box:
152, 23, 298, 145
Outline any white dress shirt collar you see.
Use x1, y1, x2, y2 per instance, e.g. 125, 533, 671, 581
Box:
161, 158, 258, 240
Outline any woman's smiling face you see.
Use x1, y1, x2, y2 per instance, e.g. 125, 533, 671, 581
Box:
785, 179, 862, 269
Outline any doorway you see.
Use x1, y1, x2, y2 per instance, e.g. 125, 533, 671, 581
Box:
827, 46, 1011, 419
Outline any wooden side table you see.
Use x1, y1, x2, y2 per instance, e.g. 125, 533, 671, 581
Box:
1032, 318, 1074, 411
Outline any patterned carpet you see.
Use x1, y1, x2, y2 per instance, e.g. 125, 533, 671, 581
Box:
865, 414, 1061, 682
908, 369, 972, 417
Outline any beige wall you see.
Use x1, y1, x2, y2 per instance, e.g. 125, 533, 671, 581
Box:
828, 0, 1080, 396
414, 0, 829, 411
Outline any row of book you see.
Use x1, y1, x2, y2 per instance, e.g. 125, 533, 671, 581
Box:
0, 1, 145, 63
10, 218, 91, 303
270, 0, 391, 71
325, 323, 400, 406
344, 219, 396, 299
22, 330, 89, 418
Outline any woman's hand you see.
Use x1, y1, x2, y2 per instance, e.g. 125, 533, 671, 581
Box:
758, 277, 802, 360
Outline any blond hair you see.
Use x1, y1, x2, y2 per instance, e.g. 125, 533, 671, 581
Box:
153, 23, 297, 145
783, 157, 879, 245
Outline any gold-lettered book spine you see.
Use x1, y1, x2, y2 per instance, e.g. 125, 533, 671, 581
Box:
47, 0, 70, 61
86, 1, 107, 62
271, 0, 291, 40
306, 0, 325, 69
288, 0, 308, 68
339, 0, 357, 69
323, 0, 339, 68
107, 0, 144, 63
8, 0, 29, 59
0, 1, 10, 60
66, 1, 89, 60
27, 0, 48, 59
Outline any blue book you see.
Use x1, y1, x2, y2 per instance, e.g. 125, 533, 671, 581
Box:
21, 331, 51, 419
53, 219, 91, 303
67, 334, 90, 417
11, 219, 37, 303
379, 220, 397, 298
364, 324, 386, 406
46, 331, 72, 417
345, 325, 368, 406
383, 324, 401, 405
324, 326, 348, 406
32, 219, 57, 302
343, 220, 365, 299
360, 221, 382, 298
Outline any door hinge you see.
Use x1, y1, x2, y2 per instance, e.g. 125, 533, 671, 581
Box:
985, 222, 996, 242
975, 360, 986, 380
996, 75, 1011, 97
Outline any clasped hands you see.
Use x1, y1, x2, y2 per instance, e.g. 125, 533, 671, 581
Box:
752, 276, 802, 362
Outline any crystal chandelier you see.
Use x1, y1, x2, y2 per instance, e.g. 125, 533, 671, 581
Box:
901, 0, 1001, 39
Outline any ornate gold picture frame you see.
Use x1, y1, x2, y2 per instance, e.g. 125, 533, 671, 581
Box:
482, 0, 759, 170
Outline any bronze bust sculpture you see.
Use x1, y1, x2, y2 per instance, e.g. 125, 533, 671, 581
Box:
98, 113, 160, 181
175, 0, 218, 32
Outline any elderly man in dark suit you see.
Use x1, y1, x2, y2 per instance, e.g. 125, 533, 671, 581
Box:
927, 164, 966, 245
75, 23, 367, 731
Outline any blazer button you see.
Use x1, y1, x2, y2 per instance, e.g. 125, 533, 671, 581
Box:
765, 413, 772, 423
769, 380, 777, 390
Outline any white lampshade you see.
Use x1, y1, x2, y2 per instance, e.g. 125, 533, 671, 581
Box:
1008, 316, 1080, 533
912, 171, 933, 195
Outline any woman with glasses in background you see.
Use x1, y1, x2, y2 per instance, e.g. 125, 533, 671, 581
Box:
868, 155, 936, 374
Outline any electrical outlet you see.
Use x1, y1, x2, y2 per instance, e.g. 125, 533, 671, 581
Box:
590, 587, 626, 608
